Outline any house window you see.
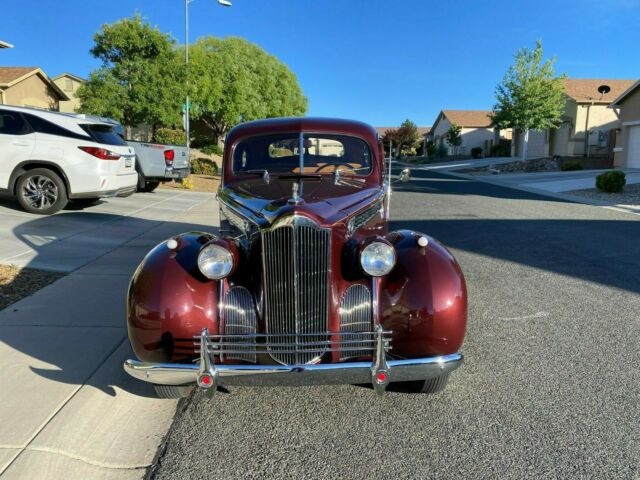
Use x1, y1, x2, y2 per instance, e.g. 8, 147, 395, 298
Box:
64, 79, 73, 91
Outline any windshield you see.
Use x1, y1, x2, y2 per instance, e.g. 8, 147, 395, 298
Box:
232, 133, 372, 175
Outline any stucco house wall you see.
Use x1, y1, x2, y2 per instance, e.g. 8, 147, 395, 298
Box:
3, 74, 61, 110
611, 82, 640, 168
53, 74, 84, 113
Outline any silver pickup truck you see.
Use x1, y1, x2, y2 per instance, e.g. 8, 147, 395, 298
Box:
126, 141, 190, 192
72, 115, 191, 193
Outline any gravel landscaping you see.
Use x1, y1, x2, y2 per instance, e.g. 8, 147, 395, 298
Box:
567, 183, 640, 208
159, 174, 220, 193
0, 265, 64, 311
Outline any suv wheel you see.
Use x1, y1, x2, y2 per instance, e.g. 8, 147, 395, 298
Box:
16, 168, 68, 215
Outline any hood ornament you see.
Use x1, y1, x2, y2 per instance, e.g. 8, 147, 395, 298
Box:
288, 181, 303, 205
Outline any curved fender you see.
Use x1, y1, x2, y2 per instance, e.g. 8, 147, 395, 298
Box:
127, 232, 219, 363
380, 230, 467, 357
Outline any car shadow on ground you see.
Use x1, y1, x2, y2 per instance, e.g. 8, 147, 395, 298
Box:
2, 210, 217, 398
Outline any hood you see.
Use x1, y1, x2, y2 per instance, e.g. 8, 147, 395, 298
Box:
219, 176, 382, 226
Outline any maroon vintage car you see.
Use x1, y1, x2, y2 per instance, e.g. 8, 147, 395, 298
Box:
124, 117, 467, 398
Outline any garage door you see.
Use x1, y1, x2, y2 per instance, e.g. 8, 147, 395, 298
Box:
628, 126, 640, 168
551, 124, 570, 156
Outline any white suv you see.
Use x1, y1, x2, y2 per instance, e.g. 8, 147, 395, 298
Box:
0, 105, 137, 214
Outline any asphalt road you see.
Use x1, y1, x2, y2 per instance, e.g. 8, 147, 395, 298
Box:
153, 169, 640, 480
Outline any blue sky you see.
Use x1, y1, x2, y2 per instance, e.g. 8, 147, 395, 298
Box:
2, 0, 639, 126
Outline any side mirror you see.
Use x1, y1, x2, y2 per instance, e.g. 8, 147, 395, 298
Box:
399, 168, 411, 183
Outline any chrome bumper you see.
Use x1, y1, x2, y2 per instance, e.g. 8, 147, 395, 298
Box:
123, 326, 463, 395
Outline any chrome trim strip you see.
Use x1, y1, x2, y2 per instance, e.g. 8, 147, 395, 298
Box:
123, 353, 463, 387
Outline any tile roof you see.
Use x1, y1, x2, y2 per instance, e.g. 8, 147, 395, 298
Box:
563, 79, 636, 103
0, 67, 38, 85
442, 110, 494, 128
375, 126, 431, 137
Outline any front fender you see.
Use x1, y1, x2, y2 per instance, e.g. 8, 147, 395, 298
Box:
381, 230, 467, 357
126, 232, 219, 363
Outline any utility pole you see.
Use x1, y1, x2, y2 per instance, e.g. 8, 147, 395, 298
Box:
184, 0, 232, 156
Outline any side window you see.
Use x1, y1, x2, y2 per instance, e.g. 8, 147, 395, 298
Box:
23, 114, 88, 140
0, 111, 30, 135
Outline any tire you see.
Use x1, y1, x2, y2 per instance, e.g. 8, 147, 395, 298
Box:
140, 181, 160, 193
137, 171, 160, 193
71, 197, 100, 207
154, 385, 193, 399
16, 168, 68, 215
401, 373, 450, 394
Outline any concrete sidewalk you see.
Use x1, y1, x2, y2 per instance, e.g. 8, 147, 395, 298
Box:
0, 192, 218, 479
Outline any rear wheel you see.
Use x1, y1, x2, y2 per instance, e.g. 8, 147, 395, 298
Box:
16, 168, 68, 215
137, 171, 160, 193
154, 385, 193, 399
401, 373, 450, 394
140, 181, 160, 193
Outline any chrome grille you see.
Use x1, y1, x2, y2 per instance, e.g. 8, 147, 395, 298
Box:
339, 284, 373, 360
221, 286, 257, 363
262, 216, 330, 364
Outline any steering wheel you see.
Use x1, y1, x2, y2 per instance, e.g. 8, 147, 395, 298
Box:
313, 162, 357, 174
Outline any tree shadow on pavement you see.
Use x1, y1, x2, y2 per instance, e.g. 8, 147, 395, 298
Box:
1, 210, 217, 398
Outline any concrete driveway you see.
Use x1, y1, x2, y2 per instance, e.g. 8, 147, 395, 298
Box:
0, 191, 218, 479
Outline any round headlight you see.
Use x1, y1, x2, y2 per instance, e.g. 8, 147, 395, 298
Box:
360, 241, 396, 277
197, 243, 234, 279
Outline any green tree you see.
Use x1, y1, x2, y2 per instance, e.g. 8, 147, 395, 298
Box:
381, 129, 399, 158
187, 37, 307, 142
446, 123, 462, 158
77, 15, 183, 135
492, 40, 566, 160
396, 119, 419, 156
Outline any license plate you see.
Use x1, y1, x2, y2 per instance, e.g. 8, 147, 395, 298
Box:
125, 158, 133, 168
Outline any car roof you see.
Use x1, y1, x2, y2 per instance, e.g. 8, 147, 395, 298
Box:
226, 117, 380, 145
0, 104, 114, 128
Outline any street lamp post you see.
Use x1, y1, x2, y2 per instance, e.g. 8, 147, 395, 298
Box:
184, 0, 231, 155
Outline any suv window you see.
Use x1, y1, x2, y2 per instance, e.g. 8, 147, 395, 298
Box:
23, 113, 89, 140
234, 133, 372, 175
0, 111, 31, 135
82, 124, 127, 146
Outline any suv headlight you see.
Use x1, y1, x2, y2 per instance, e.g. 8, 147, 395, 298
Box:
198, 243, 234, 279
360, 241, 396, 277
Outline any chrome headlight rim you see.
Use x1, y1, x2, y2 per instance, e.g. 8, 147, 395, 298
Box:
197, 242, 234, 280
360, 240, 396, 277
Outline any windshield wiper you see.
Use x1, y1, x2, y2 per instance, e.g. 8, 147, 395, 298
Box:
238, 169, 270, 183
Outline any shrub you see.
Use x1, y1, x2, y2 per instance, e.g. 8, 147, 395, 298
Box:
154, 128, 186, 145
436, 143, 448, 158
471, 147, 483, 159
191, 157, 218, 176
595, 170, 626, 193
490, 144, 511, 157
561, 161, 583, 171
200, 144, 223, 156
426, 141, 436, 159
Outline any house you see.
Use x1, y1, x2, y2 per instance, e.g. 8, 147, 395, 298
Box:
514, 79, 636, 159
0, 67, 69, 110
375, 126, 431, 139
52, 73, 85, 113
429, 110, 508, 156
610, 80, 640, 169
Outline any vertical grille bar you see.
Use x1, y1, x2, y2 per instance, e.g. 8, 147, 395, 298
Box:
339, 284, 373, 360
221, 286, 257, 363
262, 217, 330, 365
